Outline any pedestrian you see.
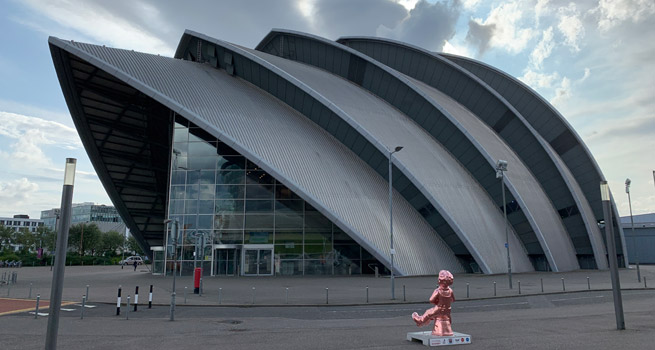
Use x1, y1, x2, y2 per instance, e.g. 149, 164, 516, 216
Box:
133, 260, 138, 271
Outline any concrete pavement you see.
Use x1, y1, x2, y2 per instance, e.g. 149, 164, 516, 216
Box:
0, 264, 652, 306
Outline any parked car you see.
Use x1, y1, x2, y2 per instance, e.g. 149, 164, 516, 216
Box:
119, 256, 144, 266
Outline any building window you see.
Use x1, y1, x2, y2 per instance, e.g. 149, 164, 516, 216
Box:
167, 118, 377, 276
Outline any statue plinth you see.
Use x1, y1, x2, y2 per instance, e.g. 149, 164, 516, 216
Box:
406, 331, 472, 347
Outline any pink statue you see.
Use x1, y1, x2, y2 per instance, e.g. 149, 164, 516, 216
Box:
412, 270, 455, 336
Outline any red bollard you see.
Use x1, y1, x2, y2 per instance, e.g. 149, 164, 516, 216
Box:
193, 268, 202, 294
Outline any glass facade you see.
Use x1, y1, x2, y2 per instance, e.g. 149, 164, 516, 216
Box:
166, 117, 382, 276
40, 204, 124, 231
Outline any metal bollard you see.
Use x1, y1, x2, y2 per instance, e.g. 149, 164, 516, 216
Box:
587, 277, 590, 290
285, 287, 289, 304
561, 278, 565, 291
148, 285, 153, 309
518, 281, 521, 294
35, 294, 40, 319
126, 295, 130, 320
366, 286, 369, 303
403, 285, 406, 302
184, 286, 187, 304
29, 283, 32, 299
81, 295, 86, 319
325, 287, 329, 305
199, 278, 203, 297
116, 285, 122, 315
86, 285, 89, 301
134, 286, 139, 312
540, 278, 544, 293
218, 288, 222, 305
252, 287, 256, 304
645, 277, 648, 289
494, 281, 497, 296
466, 283, 470, 298
170, 292, 176, 321
374, 266, 379, 278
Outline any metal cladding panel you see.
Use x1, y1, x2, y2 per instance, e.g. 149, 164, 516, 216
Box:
441, 54, 621, 266
339, 37, 609, 268
243, 47, 532, 273
49, 38, 463, 276
409, 77, 579, 272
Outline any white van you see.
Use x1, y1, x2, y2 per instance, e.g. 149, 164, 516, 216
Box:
119, 256, 144, 266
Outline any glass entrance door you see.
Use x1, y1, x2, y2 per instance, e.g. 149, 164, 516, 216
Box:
243, 248, 273, 276
214, 249, 237, 276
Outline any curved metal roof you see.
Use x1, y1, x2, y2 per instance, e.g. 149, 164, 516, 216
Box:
337, 36, 605, 269
48, 36, 464, 275
48, 28, 624, 275
438, 53, 626, 266
179, 31, 533, 274
249, 43, 534, 274
50, 41, 171, 251
257, 29, 580, 271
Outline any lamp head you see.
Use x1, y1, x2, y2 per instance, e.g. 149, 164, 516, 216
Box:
496, 159, 508, 172
63, 158, 77, 186
394, 146, 404, 153
625, 178, 631, 193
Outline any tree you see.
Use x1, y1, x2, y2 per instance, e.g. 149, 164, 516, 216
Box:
34, 226, 57, 252
127, 234, 145, 255
68, 223, 102, 256
102, 230, 125, 256
0, 225, 13, 251
14, 228, 36, 253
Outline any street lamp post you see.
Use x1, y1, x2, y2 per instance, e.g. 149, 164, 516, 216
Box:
45, 158, 77, 350
600, 181, 625, 330
625, 179, 640, 282
496, 160, 512, 289
388, 145, 403, 300
164, 218, 179, 321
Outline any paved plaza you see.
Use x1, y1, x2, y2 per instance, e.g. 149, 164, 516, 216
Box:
1, 264, 653, 306
0, 265, 653, 349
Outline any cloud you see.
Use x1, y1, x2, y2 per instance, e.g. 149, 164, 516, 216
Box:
529, 26, 555, 69
557, 3, 585, 52
0, 178, 40, 215
582, 115, 655, 215
550, 76, 571, 107
0, 111, 82, 177
395, 0, 419, 11
535, 0, 551, 24
593, 0, 655, 32
0, 111, 81, 149
461, 0, 482, 10
20, 0, 175, 54
0, 99, 73, 126
377, 0, 462, 52
311, 0, 407, 39
465, 20, 495, 56
442, 40, 473, 57
466, 0, 535, 56
519, 69, 560, 89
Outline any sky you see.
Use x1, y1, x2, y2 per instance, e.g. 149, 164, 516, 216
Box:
0, 0, 653, 220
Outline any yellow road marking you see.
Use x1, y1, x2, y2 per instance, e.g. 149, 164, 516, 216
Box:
0, 299, 75, 316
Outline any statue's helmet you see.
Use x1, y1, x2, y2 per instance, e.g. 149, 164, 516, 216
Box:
438, 270, 454, 286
